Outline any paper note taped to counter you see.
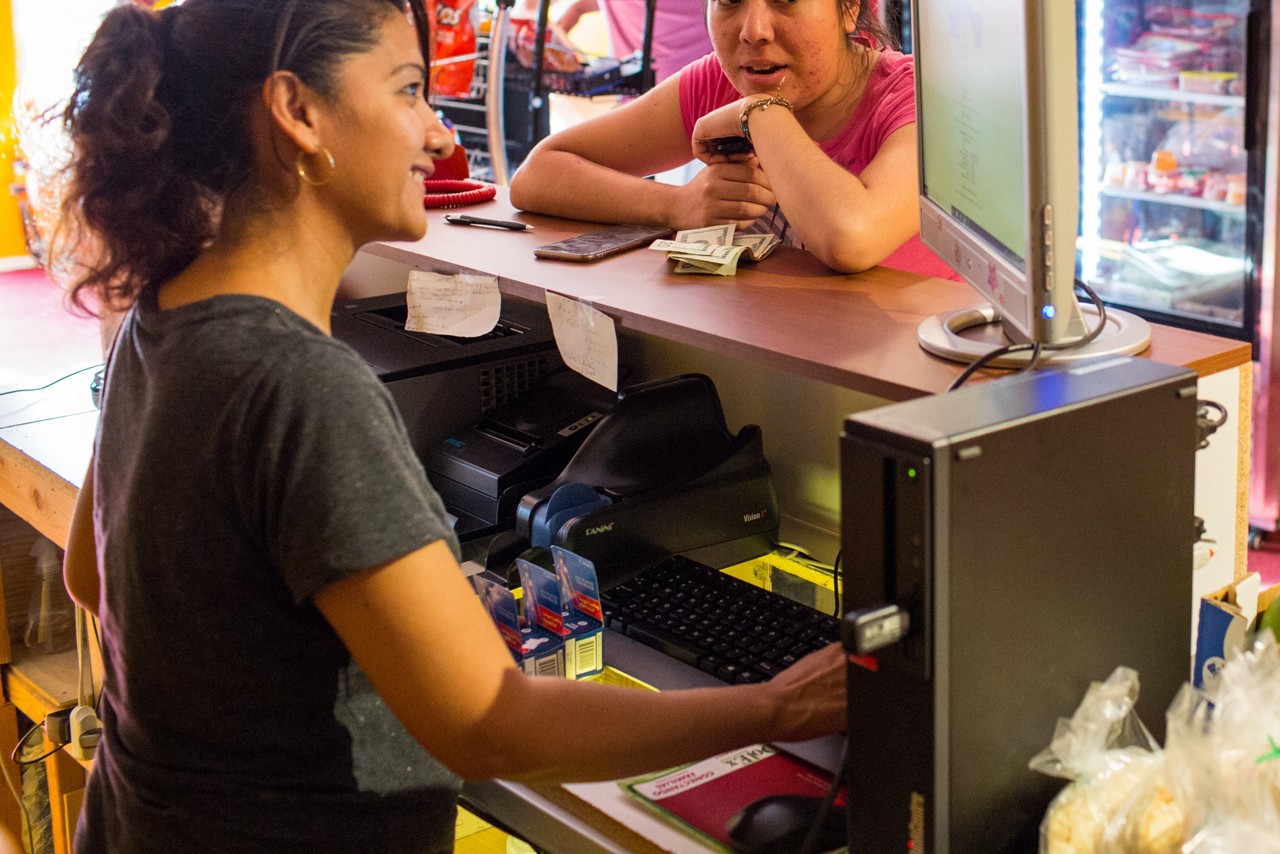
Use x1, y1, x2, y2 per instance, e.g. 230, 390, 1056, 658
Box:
405, 270, 501, 337
545, 292, 618, 392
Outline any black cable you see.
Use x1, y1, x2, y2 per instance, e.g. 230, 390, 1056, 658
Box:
946, 281, 1109, 392
0, 363, 103, 397
10, 720, 64, 766
945, 340, 1038, 392
1196, 400, 1228, 450
797, 738, 849, 854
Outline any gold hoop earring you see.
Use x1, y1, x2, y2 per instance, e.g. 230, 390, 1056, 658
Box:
295, 148, 335, 187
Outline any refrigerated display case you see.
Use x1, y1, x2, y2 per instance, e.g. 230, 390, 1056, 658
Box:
1076, 1, 1268, 342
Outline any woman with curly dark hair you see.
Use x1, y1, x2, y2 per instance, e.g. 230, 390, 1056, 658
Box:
59, 1, 847, 851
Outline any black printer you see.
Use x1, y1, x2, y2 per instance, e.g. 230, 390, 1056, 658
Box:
330, 290, 562, 460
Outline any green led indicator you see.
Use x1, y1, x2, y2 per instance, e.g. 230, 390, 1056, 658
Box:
907, 467, 917, 478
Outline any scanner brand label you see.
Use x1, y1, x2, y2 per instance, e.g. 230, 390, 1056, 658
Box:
584, 523, 614, 536
909, 791, 926, 852
742, 510, 768, 523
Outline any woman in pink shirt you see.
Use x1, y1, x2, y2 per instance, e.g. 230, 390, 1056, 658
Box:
510, 0, 955, 278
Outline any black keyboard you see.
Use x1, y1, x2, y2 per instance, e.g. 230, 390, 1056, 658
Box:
601, 555, 841, 684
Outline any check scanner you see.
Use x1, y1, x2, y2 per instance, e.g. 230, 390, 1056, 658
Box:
425, 371, 614, 540
513, 373, 780, 589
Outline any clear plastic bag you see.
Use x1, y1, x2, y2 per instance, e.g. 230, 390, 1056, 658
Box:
1179, 635, 1280, 849
1029, 667, 1162, 854
1034, 639, 1280, 853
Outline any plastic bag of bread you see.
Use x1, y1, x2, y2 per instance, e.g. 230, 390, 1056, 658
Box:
1034, 637, 1280, 854
1085, 682, 1210, 854
1177, 634, 1280, 851
1041, 748, 1167, 854
1028, 666, 1163, 854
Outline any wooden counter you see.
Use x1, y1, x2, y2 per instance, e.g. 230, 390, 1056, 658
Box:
357, 193, 1251, 399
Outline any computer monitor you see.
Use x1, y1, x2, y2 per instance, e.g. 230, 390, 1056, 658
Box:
911, 0, 1150, 366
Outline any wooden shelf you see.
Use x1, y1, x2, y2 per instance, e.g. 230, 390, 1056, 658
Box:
4, 645, 78, 721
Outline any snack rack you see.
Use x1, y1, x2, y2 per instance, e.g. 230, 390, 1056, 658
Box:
1076, 0, 1265, 342
432, 0, 656, 184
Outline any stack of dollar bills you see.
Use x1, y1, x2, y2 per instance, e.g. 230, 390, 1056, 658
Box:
649, 225, 780, 276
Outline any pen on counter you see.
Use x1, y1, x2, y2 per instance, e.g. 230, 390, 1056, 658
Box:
443, 214, 534, 232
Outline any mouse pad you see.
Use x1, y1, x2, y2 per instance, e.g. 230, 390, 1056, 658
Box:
619, 743, 841, 850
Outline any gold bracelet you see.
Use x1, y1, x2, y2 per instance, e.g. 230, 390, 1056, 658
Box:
738, 95, 794, 145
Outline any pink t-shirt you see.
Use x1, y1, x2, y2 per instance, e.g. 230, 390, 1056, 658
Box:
678, 51, 959, 280
599, 0, 712, 85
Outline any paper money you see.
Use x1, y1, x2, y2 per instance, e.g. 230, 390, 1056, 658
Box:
677, 224, 736, 246
731, 233, 781, 261
649, 226, 779, 276
649, 239, 726, 256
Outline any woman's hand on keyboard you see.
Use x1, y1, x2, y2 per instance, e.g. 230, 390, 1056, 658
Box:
762, 642, 848, 742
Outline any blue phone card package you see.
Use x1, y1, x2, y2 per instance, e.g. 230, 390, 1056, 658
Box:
519, 553, 604, 679
553, 546, 605, 678
472, 574, 564, 677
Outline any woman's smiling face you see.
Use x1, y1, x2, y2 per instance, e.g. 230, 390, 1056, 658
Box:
316, 9, 454, 245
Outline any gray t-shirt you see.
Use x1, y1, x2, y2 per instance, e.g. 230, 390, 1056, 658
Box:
76, 295, 464, 853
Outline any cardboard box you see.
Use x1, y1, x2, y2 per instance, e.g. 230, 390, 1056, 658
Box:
1193, 572, 1261, 692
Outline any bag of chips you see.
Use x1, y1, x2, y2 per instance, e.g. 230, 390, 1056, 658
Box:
430, 0, 479, 98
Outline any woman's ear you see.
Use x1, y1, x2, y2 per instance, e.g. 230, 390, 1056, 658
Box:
261, 70, 325, 154
841, 0, 860, 39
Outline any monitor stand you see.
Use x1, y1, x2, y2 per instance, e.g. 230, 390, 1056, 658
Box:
917, 303, 1152, 368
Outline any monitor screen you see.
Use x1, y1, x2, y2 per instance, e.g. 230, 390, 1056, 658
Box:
913, 0, 1083, 346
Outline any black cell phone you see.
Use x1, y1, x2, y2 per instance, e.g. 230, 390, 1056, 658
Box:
533, 224, 674, 263
707, 136, 754, 156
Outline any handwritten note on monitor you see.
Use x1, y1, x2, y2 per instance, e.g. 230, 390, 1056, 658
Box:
545, 292, 618, 392
405, 271, 501, 337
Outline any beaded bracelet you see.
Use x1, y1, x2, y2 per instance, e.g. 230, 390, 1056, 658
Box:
422, 179, 498, 209
738, 96, 794, 145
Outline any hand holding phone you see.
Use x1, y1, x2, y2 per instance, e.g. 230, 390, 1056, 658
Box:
706, 136, 754, 156
533, 224, 674, 263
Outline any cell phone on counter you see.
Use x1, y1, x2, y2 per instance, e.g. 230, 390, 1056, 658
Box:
533, 224, 674, 263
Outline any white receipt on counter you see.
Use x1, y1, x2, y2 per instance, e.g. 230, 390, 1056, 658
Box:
545, 292, 618, 392
405, 270, 501, 337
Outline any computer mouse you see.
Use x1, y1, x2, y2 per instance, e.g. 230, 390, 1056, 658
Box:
724, 793, 846, 854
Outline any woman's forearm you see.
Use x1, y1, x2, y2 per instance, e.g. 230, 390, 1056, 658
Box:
462, 644, 844, 784
747, 109, 918, 272
64, 461, 100, 615
510, 148, 681, 227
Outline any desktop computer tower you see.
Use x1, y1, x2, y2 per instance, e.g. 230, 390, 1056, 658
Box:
840, 356, 1198, 853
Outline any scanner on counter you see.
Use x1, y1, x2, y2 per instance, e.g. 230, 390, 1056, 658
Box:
515, 373, 779, 589
425, 371, 614, 540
